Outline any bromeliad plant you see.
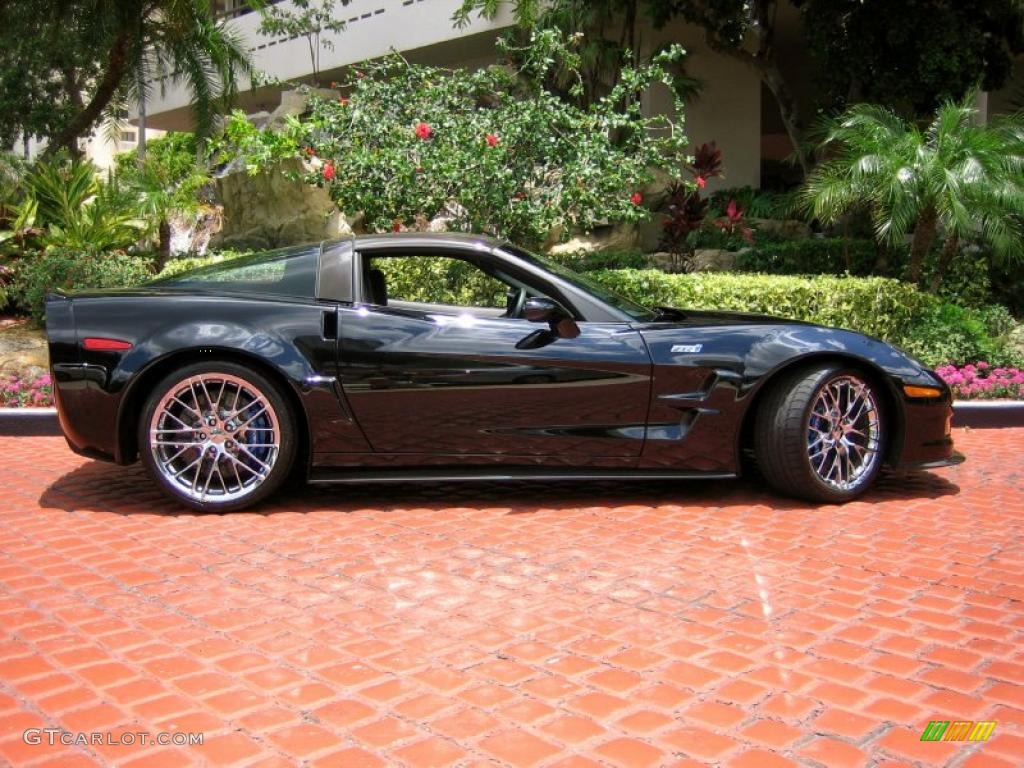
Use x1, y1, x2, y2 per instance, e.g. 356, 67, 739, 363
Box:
220, 30, 691, 247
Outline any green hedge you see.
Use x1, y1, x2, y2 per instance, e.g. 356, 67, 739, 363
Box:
590, 269, 1021, 368
591, 269, 931, 342
736, 238, 880, 275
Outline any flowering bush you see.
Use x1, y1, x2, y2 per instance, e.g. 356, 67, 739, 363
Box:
221, 30, 690, 246
1, 373, 53, 407
935, 363, 1024, 400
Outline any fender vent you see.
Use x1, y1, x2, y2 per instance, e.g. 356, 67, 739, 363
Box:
322, 310, 338, 340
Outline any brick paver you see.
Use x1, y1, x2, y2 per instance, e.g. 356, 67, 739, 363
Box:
0, 427, 1020, 766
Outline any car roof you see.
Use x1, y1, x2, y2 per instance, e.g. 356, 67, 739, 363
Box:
349, 232, 506, 251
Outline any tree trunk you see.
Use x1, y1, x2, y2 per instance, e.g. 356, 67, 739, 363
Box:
929, 235, 959, 293
760, 62, 811, 177
156, 220, 173, 273
907, 206, 938, 285
44, 30, 131, 158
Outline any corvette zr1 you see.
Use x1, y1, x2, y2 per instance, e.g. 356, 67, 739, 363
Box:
45, 234, 962, 511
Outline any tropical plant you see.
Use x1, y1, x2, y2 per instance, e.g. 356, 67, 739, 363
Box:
1, 157, 145, 253
0, 0, 253, 156
800, 94, 1024, 291
253, 0, 349, 86
223, 30, 692, 247
115, 133, 211, 269
658, 141, 724, 266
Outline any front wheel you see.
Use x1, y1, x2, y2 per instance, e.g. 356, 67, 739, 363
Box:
755, 364, 886, 503
139, 361, 298, 512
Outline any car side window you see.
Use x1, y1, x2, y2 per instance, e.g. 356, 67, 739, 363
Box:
364, 253, 523, 314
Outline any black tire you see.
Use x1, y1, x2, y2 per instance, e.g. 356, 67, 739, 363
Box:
138, 360, 298, 512
754, 363, 886, 503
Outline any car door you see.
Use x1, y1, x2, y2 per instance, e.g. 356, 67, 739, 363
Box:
336, 245, 653, 464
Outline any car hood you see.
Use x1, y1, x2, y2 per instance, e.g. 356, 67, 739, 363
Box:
636, 306, 813, 328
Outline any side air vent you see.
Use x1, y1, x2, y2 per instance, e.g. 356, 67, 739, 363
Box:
322, 310, 338, 340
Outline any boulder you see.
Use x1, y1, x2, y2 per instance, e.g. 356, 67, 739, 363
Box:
691, 248, 740, 272
546, 223, 640, 255
211, 158, 350, 250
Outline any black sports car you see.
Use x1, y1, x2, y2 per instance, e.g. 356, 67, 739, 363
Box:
45, 234, 962, 511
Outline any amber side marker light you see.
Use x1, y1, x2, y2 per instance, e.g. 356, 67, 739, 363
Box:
82, 337, 133, 351
903, 385, 943, 398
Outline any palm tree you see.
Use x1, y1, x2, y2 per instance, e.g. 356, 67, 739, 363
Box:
801, 94, 1024, 290
43, 0, 252, 156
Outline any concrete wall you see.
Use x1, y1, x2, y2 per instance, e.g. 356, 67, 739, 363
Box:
643, 19, 762, 190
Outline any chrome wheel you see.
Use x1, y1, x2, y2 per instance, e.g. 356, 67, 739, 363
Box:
807, 375, 881, 491
148, 373, 280, 504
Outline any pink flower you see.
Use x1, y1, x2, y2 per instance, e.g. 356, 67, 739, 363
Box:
322, 162, 335, 181
977, 361, 989, 370
695, 176, 707, 189
415, 122, 432, 140
630, 192, 643, 205
485, 133, 499, 147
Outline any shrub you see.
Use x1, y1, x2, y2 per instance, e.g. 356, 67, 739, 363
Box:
589, 268, 1020, 367
736, 238, 880, 275
13, 248, 154, 322
548, 249, 649, 272
155, 249, 254, 279
221, 30, 690, 246
591, 269, 931, 342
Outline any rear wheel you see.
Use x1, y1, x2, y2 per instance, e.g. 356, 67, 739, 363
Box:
139, 361, 297, 512
754, 364, 885, 503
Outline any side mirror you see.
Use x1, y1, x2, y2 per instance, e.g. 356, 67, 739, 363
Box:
522, 297, 579, 340
524, 297, 569, 324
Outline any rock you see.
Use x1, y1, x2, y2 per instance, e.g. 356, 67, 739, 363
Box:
690, 248, 739, 272
211, 158, 349, 250
636, 213, 669, 253
0, 322, 49, 380
266, 88, 340, 131
546, 223, 640, 255
750, 218, 812, 239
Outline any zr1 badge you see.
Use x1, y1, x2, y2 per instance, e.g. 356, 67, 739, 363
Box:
671, 344, 703, 353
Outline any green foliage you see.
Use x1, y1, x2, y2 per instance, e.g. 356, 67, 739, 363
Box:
548, 249, 649, 272
736, 238, 880, 275
12, 248, 154, 322
591, 269, 932, 342
225, 30, 690, 247
586, 268, 1020, 367
1, 157, 146, 253
0, 0, 252, 155
800, 95, 1024, 289
114, 132, 212, 260
797, 0, 1024, 117
706, 186, 795, 221
374, 256, 508, 308
899, 302, 1023, 369
155, 249, 257, 279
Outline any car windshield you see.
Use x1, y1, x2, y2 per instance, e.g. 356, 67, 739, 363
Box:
501, 245, 658, 321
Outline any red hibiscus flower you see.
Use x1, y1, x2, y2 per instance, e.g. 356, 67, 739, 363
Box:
630, 192, 643, 205
415, 122, 432, 140
485, 133, 499, 147
695, 175, 707, 189
322, 162, 335, 181
392, 219, 403, 232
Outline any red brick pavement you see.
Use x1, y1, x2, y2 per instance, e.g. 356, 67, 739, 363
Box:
0, 427, 1021, 767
